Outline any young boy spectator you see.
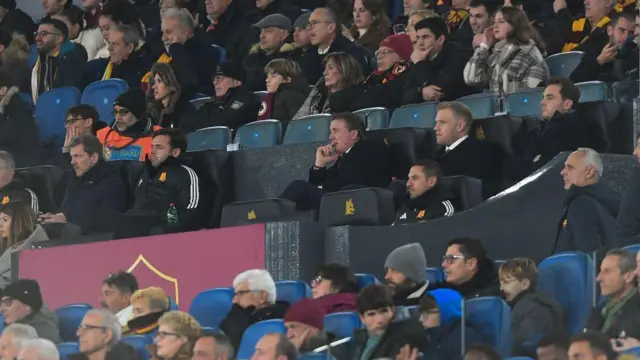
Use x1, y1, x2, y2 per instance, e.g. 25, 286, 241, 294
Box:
258, 58, 309, 123
499, 258, 564, 357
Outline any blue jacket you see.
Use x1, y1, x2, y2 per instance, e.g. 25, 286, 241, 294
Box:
60, 161, 126, 234
422, 289, 482, 360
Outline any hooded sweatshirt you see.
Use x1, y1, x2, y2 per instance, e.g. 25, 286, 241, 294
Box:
509, 289, 564, 357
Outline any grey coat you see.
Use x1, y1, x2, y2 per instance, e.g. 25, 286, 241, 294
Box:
0, 225, 49, 287
19, 305, 62, 344
510, 290, 564, 356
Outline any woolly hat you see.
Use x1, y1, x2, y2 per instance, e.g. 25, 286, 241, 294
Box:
379, 34, 413, 63
3, 279, 43, 313
113, 89, 147, 120
384, 243, 427, 283
284, 299, 325, 330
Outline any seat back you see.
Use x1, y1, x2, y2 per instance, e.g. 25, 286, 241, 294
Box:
57, 342, 79, 360
283, 114, 332, 145
275, 280, 312, 304
389, 102, 437, 129
425, 267, 445, 284
220, 198, 297, 227
189, 150, 233, 228
35, 87, 81, 146
187, 126, 232, 151
55, 304, 92, 342
190, 97, 211, 109
15, 165, 66, 213
237, 320, 286, 359
355, 273, 379, 289
623, 244, 640, 254
366, 128, 433, 180
537, 251, 595, 334
169, 297, 178, 310
81, 79, 129, 124
612, 79, 639, 103
109, 160, 145, 208
439, 176, 484, 211
507, 88, 544, 117
324, 312, 362, 338
211, 44, 227, 63
19, 93, 34, 107
458, 93, 498, 118
319, 188, 396, 226
29, 44, 38, 68
355, 107, 389, 130
120, 335, 152, 360
465, 297, 512, 357
473, 114, 524, 156
545, 51, 584, 78
235, 120, 282, 149
576, 81, 609, 102
189, 287, 234, 328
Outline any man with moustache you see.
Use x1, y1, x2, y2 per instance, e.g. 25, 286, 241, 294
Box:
100, 272, 138, 327
384, 243, 429, 306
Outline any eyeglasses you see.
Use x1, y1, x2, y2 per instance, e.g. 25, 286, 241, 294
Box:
307, 20, 331, 29
0, 298, 13, 307
78, 324, 107, 332
311, 276, 327, 286
442, 254, 466, 263
112, 109, 130, 116
34, 31, 60, 38
156, 331, 182, 340
375, 49, 396, 57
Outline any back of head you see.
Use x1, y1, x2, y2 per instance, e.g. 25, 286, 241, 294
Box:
463, 344, 502, 360
19, 338, 59, 360
2, 323, 39, 350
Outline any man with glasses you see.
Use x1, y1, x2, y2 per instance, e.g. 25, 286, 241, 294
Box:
31, 18, 86, 103
63, 105, 107, 154
1, 279, 61, 343
71, 309, 141, 360
0, 151, 39, 213
430, 237, 500, 298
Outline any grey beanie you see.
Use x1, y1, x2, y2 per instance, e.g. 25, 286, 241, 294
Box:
384, 243, 427, 283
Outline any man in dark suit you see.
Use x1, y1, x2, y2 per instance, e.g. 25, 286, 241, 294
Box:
280, 112, 391, 210
431, 101, 502, 198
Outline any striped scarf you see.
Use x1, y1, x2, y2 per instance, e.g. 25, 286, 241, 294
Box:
562, 16, 611, 52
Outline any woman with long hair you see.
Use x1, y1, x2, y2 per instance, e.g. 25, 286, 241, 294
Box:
344, 0, 391, 53
146, 63, 198, 131
463, 6, 549, 96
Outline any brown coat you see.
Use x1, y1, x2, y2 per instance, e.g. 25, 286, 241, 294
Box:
147, 344, 193, 360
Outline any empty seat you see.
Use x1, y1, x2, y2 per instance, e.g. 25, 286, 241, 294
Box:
425, 267, 445, 283
623, 244, 640, 254
367, 128, 434, 180
355, 107, 389, 130
220, 198, 297, 227
355, 273, 379, 289
57, 342, 79, 360
466, 297, 512, 357
190, 97, 211, 109
15, 165, 66, 213
187, 126, 232, 151
537, 251, 595, 334
612, 79, 639, 103
439, 176, 484, 210
55, 304, 92, 342
458, 93, 498, 118
189, 287, 234, 328
473, 114, 523, 156
389, 102, 437, 129
319, 188, 396, 226
545, 51, 584, 78
212, 44, 227, 63
235, 120, 282, 149
576, 81, 609, 102
35, 87, 81, 146
276, 280, 312, 304
81, 79, 129, 124
506, 88, 544, 117
324, 312, 361, 338
237, 320, 286, 359
283, 114, 332, 145
120, 335, 152, 359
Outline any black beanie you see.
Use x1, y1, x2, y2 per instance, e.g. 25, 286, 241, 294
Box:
113, 89, 147, 120
0, 0, 16, 10
3, 279, 43, 313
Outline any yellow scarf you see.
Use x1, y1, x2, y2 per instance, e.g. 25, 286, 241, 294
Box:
141, 52, 172, 84
562, 16, 611, 52
31, 49, 60, 103
102, 61, 113, 80
614, 0, 635, 13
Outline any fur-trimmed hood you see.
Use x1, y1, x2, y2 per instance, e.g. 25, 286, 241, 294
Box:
1, 33, 29, 64
0, 86, 19, 108
249, 42, 296, 55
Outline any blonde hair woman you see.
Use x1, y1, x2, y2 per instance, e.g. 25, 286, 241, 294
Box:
124, 287, 169, 335
150, 311, 202, 360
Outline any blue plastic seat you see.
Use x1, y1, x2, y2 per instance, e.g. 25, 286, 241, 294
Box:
29, 44, 38, 68
35, 87, 81, 146
537, 251, 595, 334
235, 120, 282, 149
188, 287, 234, 328
19, 93, 34, 107
545, 51, 584, 78
55, 304, 92, 342
237, 319, 286, 359
389, 102, 437, 129
506, 87, 544, 117
324, 312, 361, 338
120, 335, 152, 360
458, 93, 498, 118
283, 114, 332, 145
623, 244, 640, 254
354, 107, 389, 130
576, 81, 609, 102
299, 353, 326, 360
190, 96, 211, 109
81, 79, 129, 124
425, 267, 445, 284
211, 44, 227, 63
276, 280, 312, 304
355, 273, 379, 289
622, 347, 640, 356
187, 126, 232, 151
57, 342, 79, 360
168, 297, 178, 310
465, 297, 512, 357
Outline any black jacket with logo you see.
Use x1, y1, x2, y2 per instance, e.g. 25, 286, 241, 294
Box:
394, 183, 456, 225
352, 62, 411, 110
0, 176, 39, 213
189, 85, 261, 131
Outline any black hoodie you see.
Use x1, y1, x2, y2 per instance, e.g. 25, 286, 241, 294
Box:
0, 175, 39, 213
394, 183, 456, 225
429, 258, 501, 299
272, 76, 310, 123
220, 301, 290, 352
554, 182, 621, 254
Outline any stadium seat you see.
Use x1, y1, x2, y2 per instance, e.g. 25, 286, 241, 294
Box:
354, 107, 389, 130
19, 93, 34, 107
237, 319, 286, 359
35, 87, 81, 146
299, 354, 326, 360
324, 312, 362, 338
506, 88, 544, 117
367, 127, 435, 180
81, 79, 129, 124
15, 165, 66, 213
169, 297, 178, 310
612, 79, 639, 103
622, 347, 640, 356
355, 273, 379, 289
57, 342, 79, 360
202, 326, 220, 333
458, 93, 498, 118
189, 287, 234, 328
55, 304, 92, 342
544, 51, 584, 78
29, 44, 38, 68
623, 244, 640, 253
189, 150, 233, 228
235, 120, 282, 149
120, 335, 152, 360
220, 198, 297, 227
495, 259, 506, 267
576, 81, 609, 102
211, 44, 227, 63
465, 297, 512, 357
440, 176, 484, 211
276, 280, 312, 304
187, 126, 232, 151
389, 102, 437, 129
474, 114, 524, 156
425, 267, 445, 284
319, 188, 396, 226
190, 96, 211, 109
255, 91, 268, 102
537, 251, 595, 334
283, 114, 332, 145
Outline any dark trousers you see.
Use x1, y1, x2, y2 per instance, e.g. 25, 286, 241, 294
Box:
280, 179, 326, 211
